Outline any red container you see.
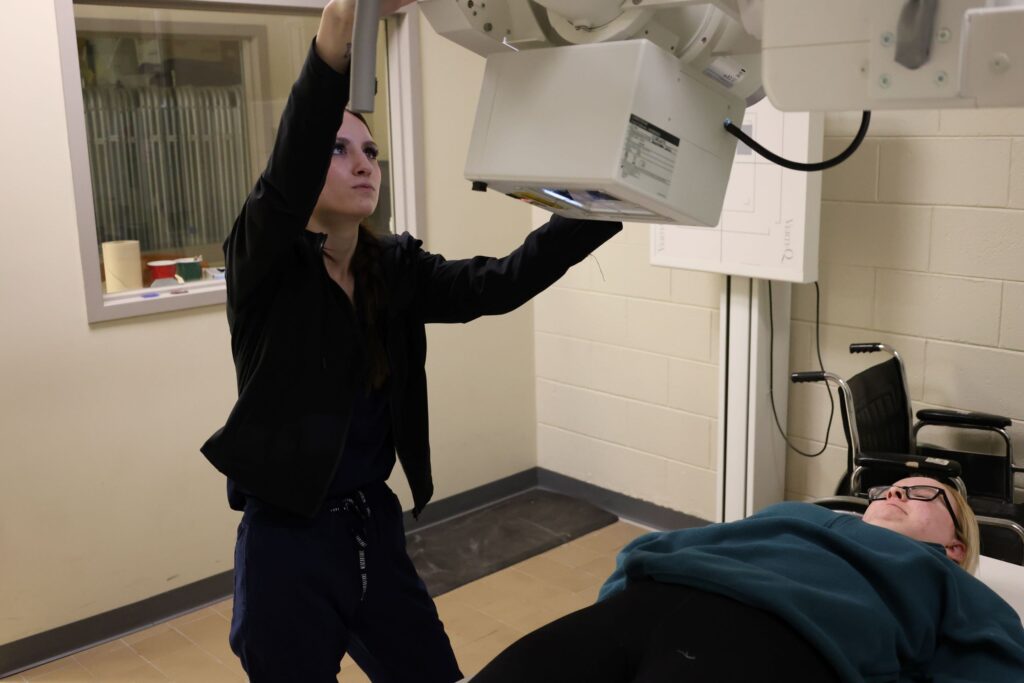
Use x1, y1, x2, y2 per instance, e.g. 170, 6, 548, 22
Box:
147, 260, 177, 279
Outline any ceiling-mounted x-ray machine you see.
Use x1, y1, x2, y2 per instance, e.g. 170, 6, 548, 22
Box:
415, 0, 1024, 225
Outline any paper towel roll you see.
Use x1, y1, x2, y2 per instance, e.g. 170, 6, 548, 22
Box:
101, 240, 143, 293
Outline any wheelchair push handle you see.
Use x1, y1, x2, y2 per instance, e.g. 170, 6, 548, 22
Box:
791, 371, 827, 384
849, 343, 883, 354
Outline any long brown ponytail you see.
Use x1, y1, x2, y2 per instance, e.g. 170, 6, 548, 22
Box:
352, 224, 389, 391
341, 110, 389, 390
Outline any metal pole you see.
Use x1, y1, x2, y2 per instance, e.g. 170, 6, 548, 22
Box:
349, 0, 380, 112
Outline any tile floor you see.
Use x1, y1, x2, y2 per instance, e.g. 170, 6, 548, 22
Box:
2, 521, 647, 683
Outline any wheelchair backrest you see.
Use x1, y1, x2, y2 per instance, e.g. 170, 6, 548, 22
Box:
847, 357, 912, 455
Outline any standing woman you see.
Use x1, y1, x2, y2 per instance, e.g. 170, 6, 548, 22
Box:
200, 0, 622, 681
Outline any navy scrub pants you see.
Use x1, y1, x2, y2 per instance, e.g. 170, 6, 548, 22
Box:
229, 482, 463, 683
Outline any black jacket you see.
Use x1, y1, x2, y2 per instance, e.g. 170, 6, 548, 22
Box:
200, 42, 621, 519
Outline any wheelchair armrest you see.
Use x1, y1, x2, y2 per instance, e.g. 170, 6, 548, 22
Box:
916, 408, 1011, 430
856, 452, 963, 478
977, 516, 1024, 566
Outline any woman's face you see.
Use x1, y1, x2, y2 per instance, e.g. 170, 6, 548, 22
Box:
861, 476, 965, 564
314, 111, 381, 223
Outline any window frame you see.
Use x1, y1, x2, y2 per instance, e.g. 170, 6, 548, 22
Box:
56, 0, 425, 323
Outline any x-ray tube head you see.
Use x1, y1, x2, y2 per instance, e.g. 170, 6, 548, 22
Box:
419, 0, 763, 224
463, 39, 747, 225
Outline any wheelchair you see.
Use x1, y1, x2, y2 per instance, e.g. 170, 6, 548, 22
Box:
792, 342, 1024, 566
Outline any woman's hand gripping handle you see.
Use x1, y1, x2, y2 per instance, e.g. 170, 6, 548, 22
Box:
316, 0, 418, 74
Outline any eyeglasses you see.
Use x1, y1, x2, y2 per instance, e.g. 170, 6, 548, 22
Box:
866, 484, 962, 535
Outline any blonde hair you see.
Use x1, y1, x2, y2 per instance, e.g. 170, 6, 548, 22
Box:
944, 484, 980, 575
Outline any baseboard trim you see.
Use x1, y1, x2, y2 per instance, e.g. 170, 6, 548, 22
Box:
536, 468, 711, 531
1, 467, 706, 677
0, 571, 233, 678
403, 468, 540, 532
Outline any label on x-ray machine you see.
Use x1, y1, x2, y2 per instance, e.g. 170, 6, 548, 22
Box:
621, 114, 678, 199
703, 57, 748, 89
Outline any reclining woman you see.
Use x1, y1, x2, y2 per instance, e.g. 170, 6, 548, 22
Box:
472, 476, 1024, 683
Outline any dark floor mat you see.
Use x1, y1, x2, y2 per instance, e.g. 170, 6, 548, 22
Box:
408, 489, 617, 597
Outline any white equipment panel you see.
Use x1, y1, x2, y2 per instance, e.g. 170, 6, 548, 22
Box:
649, 98, 823, 283
761, 0, 1024, 111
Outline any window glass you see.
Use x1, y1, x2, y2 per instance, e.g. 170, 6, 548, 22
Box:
73, 3, 394, 293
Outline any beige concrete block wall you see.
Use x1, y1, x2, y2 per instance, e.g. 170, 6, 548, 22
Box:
787, 109, 1024, 502
534, 221, 722, 521
0, 5, 531, 645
